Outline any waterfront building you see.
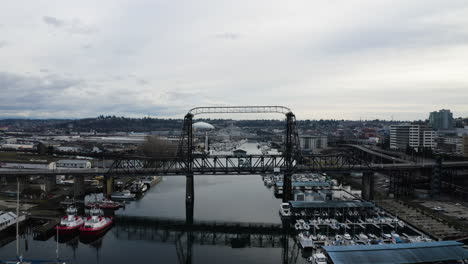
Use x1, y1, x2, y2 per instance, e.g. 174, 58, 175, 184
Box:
429, 109, 454, 130
0, 161, 56, 170
390, 124, 435, 150
56, 159, 92, 169
299, 135, 328, 153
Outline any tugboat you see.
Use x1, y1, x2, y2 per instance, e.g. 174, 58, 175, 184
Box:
79, 208, 113, 235
55, 206, 84, 234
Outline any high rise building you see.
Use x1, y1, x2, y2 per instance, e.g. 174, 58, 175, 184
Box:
429, 109, 454, 130
390, 124, 435, 150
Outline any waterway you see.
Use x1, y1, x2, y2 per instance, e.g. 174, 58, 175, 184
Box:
0, 174, 307, 264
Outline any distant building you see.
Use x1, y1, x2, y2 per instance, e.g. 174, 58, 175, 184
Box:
0, 144, 34, 150
232, 149, 247, 158
463, 136, 468, 157
299, 135, 328, 153
0, 162, 56, 170
429, 109, 454, 130
56, 159, 91, 169
390, 124, 435, 150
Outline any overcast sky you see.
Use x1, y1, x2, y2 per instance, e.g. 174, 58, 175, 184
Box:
1, 0, 468, 120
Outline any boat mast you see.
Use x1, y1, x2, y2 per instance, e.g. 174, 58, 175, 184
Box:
16, 178, 20, 259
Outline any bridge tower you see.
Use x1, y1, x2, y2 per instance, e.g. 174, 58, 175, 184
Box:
180, 113, 195, 223
283, 112, 298, 202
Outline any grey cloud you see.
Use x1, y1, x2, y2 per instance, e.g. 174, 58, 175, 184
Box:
137, 79, 149, 85
39, 68, 49, 73
0, 72, 84, 113
0, 41, 7, 48
43, 16, 98, 35
214, 33, 240, 40
43, 16, 64, 27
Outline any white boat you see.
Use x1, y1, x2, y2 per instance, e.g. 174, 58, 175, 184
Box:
110, 190, 136, 200
357, 233, 369, 242
279, 203, 292, 217
0, 211, 26, 233
308, 253, 328, 264
130, 181, 145, 193
298, 231, 315, 248
140, 176, 161, 188
344, 233, 352, 240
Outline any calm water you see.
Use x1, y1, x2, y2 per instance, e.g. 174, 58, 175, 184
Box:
0, 175, 306, 264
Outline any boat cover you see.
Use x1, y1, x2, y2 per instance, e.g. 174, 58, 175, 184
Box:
323, 241, 468, 264
289, 200, 374, 209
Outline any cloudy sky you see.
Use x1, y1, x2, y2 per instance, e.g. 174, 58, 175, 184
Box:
1, 0, 468, 120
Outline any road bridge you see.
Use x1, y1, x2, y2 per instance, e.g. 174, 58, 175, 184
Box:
2, 106, 468, 210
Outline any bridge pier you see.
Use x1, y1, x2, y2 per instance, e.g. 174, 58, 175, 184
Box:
282, 172, 292, 202
361, 172, 375, 200
431, 158, 442, 198
186, 173, 194, 224
43, 175, 57, 194
18, 175, 27, 193
104, 175, 114, 197
74, 176, 86, 198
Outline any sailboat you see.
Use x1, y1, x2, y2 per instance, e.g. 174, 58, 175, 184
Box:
0, 179, 69, 264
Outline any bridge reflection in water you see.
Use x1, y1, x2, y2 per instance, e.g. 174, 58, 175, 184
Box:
112, 215, 300, 264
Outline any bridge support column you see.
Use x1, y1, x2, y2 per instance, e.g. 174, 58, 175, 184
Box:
43, 175, 56, 194
362, 172, 374, 200
186, 173, 194, 224
283, 172, 292, 203
431, 158, 442, 198
104, 175, 114, 197
0, 175, 7, 185
74, 176, 86, 198
18, 176, 27, 193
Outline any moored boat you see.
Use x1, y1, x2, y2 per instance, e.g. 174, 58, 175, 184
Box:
110, 190, 136, 200
86, 198, 123, 209
55, 206, 84, 234
79, 208, 113, 235
130, 181, 145, 194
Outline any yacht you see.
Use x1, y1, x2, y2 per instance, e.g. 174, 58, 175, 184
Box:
110, 190, 136, 200
308, 253, 328, 264
141, 176, 161, 188
130, 180, 146, 194
86, 198, 123, 209
79, 208, 113, 235
298, 231, 315, 249
55, 206, 84, 234
0, 211, 26, 233
279, 203, 292, 217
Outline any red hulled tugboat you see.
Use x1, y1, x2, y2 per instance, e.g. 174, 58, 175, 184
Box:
79, 207, 113, 235
55, 206, 84, 234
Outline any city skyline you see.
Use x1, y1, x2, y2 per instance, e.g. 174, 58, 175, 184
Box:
1, 0, 468, 120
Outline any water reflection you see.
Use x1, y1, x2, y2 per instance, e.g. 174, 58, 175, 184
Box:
1, 175, 301, 264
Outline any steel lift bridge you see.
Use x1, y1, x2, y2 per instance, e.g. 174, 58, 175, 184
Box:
106, 106, 383, 219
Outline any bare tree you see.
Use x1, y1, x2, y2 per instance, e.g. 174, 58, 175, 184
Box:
139, 135, 176, 158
